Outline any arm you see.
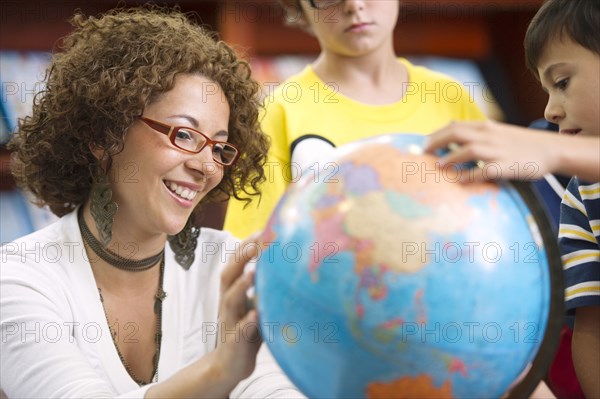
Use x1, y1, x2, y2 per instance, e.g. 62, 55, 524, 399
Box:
424, 120, 600, 182
529, 380, 556, 399
146, 242, 262, 398
571, 306, 600, 398
230, 344, 305, 399
0, 260, 130, 398
0, 241, 260, 399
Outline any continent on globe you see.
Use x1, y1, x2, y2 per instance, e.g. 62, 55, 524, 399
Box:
256, 134, 556, 399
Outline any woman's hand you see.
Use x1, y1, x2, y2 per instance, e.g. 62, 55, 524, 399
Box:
146, 239, 262, 399
214, 239, 262, 383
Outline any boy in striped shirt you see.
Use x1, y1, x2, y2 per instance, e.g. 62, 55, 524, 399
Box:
426, 1, 599, 397
530, 3, 600, 398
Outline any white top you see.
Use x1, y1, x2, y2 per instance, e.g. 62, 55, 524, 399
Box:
0, 210, 302, 398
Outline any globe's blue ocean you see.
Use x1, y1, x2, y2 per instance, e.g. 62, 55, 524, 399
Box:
256, 134, 551, 398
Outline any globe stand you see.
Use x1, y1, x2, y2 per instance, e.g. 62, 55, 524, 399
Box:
506, 181, 565, 399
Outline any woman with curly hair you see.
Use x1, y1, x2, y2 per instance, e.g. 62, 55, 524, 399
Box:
1, 6, 301, 398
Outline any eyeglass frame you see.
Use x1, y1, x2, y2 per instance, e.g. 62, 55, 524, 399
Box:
138, 116, 240, 166
307, 0, 344, 10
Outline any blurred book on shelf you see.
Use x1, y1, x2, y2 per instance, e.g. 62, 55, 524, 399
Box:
0, 106, 10, 144
0, 51, 51, 143
0, 51, 56, 244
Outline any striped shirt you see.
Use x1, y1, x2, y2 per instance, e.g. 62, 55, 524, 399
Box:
559, 177, 600, 313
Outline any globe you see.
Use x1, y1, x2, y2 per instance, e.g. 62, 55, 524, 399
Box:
255, 134, 563, 399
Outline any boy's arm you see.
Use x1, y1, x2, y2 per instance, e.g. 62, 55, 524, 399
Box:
572, 306, 600, 398
529, 380, 556, 398
557, 138, 600, 182
424, 120, 600, 182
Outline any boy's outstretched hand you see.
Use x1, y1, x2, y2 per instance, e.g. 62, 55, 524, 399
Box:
425, 120, 600, 183
424, 120, 562, 183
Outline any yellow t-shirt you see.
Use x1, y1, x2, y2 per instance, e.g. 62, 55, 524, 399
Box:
225, 58, 486, 238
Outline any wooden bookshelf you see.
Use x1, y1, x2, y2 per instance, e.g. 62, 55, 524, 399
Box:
1, 0, 547, 119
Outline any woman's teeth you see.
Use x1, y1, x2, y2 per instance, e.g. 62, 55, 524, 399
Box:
165, 181, 198, 201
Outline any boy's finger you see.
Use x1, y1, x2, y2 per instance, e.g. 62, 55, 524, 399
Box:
459, 166, 486, 184
424, 131, 453, 153
437, 146, 473, 166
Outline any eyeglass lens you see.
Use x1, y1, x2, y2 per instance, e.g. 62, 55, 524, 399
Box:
174, 128, 237, 165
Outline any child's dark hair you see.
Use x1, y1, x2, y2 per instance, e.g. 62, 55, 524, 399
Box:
525, 0, 600, 79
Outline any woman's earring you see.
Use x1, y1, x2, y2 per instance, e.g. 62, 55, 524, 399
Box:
168, 216, 200, 270
90, 172, 118, 247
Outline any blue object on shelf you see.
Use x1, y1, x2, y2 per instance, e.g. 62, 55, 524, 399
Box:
0, 190, 57, 244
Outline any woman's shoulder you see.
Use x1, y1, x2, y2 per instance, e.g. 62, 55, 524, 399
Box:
0, 211, 84, 301
1, 210, 78, 265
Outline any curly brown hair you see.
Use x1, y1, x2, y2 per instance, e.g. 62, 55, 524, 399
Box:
9, 5, 269, 217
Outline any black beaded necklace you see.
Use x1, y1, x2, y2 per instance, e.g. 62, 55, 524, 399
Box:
77, 207, 164, 272
78, 208, 166, 386
96, 257, 166, 386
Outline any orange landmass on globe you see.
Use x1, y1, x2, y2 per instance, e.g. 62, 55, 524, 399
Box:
366, 374, 454, 399
349, 145, 498, 234
309, 145, 501, 279
311, 204, 351, 273
299, 144, 504, 324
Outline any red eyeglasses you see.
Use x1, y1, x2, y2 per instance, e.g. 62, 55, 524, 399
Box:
139, 117, 240, 166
